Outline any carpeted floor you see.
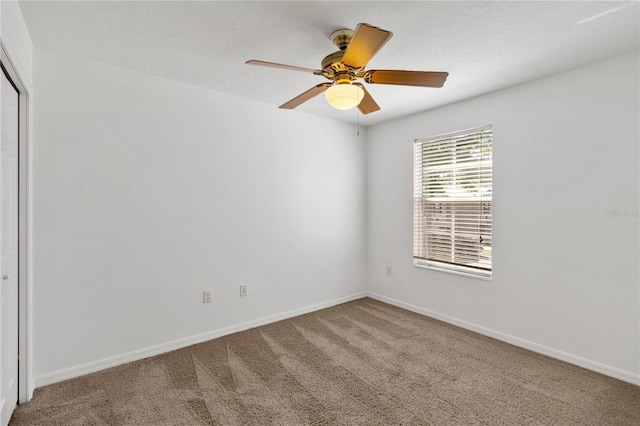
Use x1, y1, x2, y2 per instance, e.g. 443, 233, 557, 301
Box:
11, 298, 640, 425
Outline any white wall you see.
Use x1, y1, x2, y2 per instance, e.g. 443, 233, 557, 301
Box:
0, 0, 33, 87
366, 51, 640, 383
32, 48, 367, 383
31, 45, 640, 386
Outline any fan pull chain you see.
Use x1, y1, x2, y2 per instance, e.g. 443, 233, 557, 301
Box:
357, 108, 360, 136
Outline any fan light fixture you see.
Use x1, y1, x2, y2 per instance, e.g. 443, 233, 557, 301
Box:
246, 23, 449, 114
324, 83, 364, 110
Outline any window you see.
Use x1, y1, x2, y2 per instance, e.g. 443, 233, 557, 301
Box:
413, 126, 493, 279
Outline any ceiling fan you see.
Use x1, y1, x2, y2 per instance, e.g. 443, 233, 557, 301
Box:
246, 23, 448, 114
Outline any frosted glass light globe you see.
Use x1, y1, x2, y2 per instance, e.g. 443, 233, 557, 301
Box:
324, 84, 365, 110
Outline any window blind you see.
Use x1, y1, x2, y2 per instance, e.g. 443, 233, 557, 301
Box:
413, 126, 493, 278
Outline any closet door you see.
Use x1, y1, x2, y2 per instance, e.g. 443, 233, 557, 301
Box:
0, 65, 20, 426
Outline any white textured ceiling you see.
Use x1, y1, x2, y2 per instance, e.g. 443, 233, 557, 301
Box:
18, 1, 640, 126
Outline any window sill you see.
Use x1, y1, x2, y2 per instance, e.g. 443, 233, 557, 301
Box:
413, 260, 492, 281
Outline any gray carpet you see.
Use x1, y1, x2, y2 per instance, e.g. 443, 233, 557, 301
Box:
10, 298, 640, 425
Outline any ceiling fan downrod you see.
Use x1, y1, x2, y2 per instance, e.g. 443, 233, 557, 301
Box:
330, 29, 354, 51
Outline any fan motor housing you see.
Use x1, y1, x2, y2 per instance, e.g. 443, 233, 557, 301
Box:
321, 51, 347, 73
322, 28, 361, 81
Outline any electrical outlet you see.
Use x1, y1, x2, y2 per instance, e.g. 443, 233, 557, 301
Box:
240, 284, 247, 297
203, 290, 212, 303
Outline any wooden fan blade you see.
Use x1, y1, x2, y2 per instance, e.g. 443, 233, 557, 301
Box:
354, 83, 380, 114
280, 83, 332, 109
246, 60, 322, 75
342, 23, 393, 70
365, 70, 448, 87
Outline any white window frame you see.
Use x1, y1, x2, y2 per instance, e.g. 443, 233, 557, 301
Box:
413, 126, 493, 280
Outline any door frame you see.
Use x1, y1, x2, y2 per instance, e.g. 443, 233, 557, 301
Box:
0, 42, 33, 403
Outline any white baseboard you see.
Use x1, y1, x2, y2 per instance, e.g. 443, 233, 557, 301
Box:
366, 292, 640, 386
35, 292, 367, 387
35, 291, 640, 388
